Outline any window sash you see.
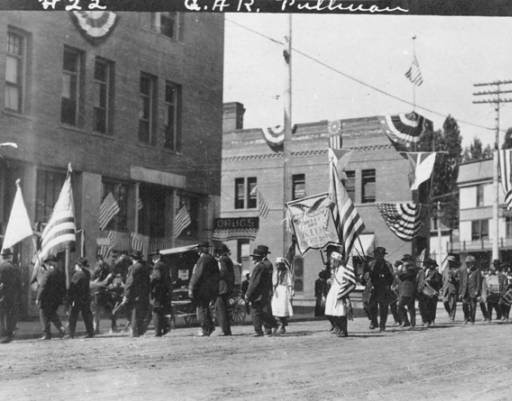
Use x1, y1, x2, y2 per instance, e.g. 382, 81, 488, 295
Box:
93, 59, 110, 134
234, 178, 245, 209
164, 82, 180, 150
362, 169, 376, 203
5, 32, 24, 113
61, 48, 81, 126
247, 178, 257, 209
292, 174, 306, 200
139, 74, 154, 143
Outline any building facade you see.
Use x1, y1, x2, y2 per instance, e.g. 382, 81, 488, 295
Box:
219, 102, 427, 304
452, 158, 512, 266
0, 12, 224, 315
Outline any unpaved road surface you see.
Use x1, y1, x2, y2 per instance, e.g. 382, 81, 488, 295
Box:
1, 313, 511, 401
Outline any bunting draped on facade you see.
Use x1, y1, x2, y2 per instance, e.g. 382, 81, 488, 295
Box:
377, 202, 423, 241
382, 111, 432, 148
498, 149, 512, 209
70, 11, 119, 45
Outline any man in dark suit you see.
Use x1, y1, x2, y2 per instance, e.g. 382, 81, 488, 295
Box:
188, 242, 219, 337
150, 252, 172, 337
397, 255, 418, 328
0, 249, 22, 343
442, 255, 460, 321
367, 247, 394, 332
245, 245, 277, 337
215, 244, 235, 336
122, 251, 150, 337
460, 255, 482, 324
36, 255, 66, 340
68, 257, 94, 338
417, 258, 443, 326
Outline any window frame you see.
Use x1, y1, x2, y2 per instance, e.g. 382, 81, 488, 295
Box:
476, 183, 485, 207
471, 219, 489, 241
164, 81, 181, 151
361, 169, 376, 203
345, 170, 356, 201
61, 46, 83, 127
234, 177, 245, 209
5, 29, 26, 113
138, 73, 156, 144
152, 12, 183, 40
247, 177, 257, 209
292, 174, 306, 201
93, 57, 113, 135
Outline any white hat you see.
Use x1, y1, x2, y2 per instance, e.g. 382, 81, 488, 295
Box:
275, 257, 287, 264
330, 251, 342, 261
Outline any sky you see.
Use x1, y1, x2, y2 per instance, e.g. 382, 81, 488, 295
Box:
223, 14, 512, 147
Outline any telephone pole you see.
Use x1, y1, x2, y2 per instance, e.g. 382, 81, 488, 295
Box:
473, 80, 512, 261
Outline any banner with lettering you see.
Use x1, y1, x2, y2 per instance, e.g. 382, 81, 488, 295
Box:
287, 193, 339, 255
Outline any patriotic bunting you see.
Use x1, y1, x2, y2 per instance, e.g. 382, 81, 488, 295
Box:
498, 149, 512, 209
377, 202, 423, 241
383, 111, 432, 149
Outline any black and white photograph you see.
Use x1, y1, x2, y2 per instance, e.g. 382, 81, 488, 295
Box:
0, 3, 512, 400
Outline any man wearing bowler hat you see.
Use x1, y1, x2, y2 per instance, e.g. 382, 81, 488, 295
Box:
0, 248, 22, 343
367, 246, 394, 331
245, 245, 278, 336
189, 242, 219, 336
67, 257, 95, 338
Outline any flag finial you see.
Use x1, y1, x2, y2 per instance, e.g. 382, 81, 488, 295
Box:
67, 163, 72, 173
15, 178, 21, 186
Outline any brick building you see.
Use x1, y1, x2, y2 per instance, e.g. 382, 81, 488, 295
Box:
0, 12, 224, 315
219, 102, 428, 305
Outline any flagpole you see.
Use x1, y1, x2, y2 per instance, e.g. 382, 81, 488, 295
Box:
412, 35, 417, 112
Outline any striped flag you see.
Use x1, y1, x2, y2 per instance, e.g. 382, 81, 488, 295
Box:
173, 205, 191, 238
382, 112, 432, 149
498, 149, 512, 209
405, 55, 423, 86
328, 148, 365, 258
98, 192, 120, 231
328, 119, 342, 149
377, 202, 423, 241
257, 189, 270, 218
38, 166, 76, 262
98, 230, 115, 259
336, 262, 357, 300
130, 232, 144, 252
136, 197, 143, 211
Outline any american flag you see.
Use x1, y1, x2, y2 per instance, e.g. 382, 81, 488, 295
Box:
377, 202, 423, 241
328, 149, 365, 258
99, 230, 115, 259
498, 149, 512, 209
173, 205, 191, 238
405, 55, 423, 86
258, 189, 270, 218
383, 112, 432, 149
336, 262, 357, 300
38, 165, 76, 262
136, 197, 143, 211
130, 232, 145, 252
98, 192, 120, 231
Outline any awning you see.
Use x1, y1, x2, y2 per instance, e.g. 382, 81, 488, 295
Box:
211, 228, 258, 242
350, 234, 375, 257
160, 244, 198, 256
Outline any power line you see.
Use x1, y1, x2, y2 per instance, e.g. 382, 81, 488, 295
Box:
226, 18, 497, 133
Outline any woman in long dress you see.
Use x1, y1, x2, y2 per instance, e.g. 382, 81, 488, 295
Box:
271, 257, 294, 334
325, 251, 352, 337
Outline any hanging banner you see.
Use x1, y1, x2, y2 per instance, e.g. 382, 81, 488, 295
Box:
287, 193, 339, 255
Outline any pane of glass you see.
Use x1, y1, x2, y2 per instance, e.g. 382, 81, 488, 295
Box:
61, 74, 73, 99
140, 76, 150, 94
99, 84, 106, 107
94, 60, 107, 82
166, 84, 176, 103
8, 32, 22, 55
63, 49, 78, 72
161, 14, 175, 37
4, 85, 19, 110
61, 98, 76, 125
94, 107, 106, 133
5, 56, 18, 84
141, 97, 150, 119
138, 120, 149, 143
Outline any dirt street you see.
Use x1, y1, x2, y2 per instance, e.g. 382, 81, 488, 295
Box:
1, 312, 512, 401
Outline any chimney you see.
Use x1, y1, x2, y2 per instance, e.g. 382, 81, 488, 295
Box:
223, 102, 245, 132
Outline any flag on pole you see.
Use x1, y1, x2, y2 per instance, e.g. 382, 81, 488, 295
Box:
328, 148, 353, 181
328, 148, 365, 258
498, 149, 512, 209
407, 152, 437, 190
173, 205, 191, 238
38, 166, 76, 262
1, 179, 33, 251
336, 262, 357, 300
405, 55, 423, 86
130, 232, 145, 252
98, 192, 120, 231
258, 189, 270, 218
136, 197, 143, 211
377, 202, 423, 241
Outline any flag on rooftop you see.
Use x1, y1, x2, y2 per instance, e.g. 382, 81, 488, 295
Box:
98, 192, 120, 231
38, 165, 76, 262
174, 205, 191, 238
328, 148, 365, 258
498, 149, 512, 209
377, 202, 423, 241
405, 55, 423, 86
407, 152, 437, 190
1, 179, 33, 252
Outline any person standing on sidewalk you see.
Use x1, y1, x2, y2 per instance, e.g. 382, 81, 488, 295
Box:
67, 257, 94, 338
245, 245, 277, 337
189, 242, 219, 337
367, 247, 394, 332
36, 255, 66, 340
271, 257, 294, 334
0, 249, 22, 343
215, 244, 235, 336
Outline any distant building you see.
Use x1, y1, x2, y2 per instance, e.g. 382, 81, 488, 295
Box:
451, 158, 512, 266
0, 12, 224, 315
218, 102, 429, 304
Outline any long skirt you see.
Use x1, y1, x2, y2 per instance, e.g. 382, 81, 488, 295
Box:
271, 285, 293, 317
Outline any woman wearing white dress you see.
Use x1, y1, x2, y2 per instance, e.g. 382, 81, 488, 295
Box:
271, 257, 294, 334
325, 251, 352, 337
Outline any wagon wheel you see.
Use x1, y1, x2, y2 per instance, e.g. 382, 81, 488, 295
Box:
231, 301, 247, 325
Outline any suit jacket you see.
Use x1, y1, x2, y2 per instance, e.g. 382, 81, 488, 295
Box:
368, 259, 395, 303
150, 260, 172, 310
460, 268, 482, 300
36, 267, 66, 310
441, 267, 459, 301
245, 260, 273, 304
69, 267, 91, 306
398, 268, 418, 298
189, 253, 219, 301
124, 261, 150, 304
218, 255, 235, 296
0, 261, 21, 307
425, 269, 443, 291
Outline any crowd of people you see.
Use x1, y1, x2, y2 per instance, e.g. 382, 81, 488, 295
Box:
1, 241, 512, 344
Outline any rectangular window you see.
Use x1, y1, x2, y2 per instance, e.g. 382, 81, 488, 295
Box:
471, 219, 489, 241
139, 73, 156, 144
61, 46, 82, 126
292, 174, 306, 200
361, 169, 376, 203
234, 178, 245, 209
138, 184, 167, 237
5, 30, 26, 112
102, 181, 128, 232
476, 184, 484, 207
247, 177, 257, 209
35, 170, 66, 223
164, 81, 181, 151
345, 170, 356, 201
93, 58, 113, 134
152, 12, 182, 40
506, 217, 512, 238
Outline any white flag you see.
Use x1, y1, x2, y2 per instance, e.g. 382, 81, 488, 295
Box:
409, 152, 436, 190
2, 180, 33, 251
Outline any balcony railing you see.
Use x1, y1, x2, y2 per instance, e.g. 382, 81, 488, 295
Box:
450, 237, 512, 252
